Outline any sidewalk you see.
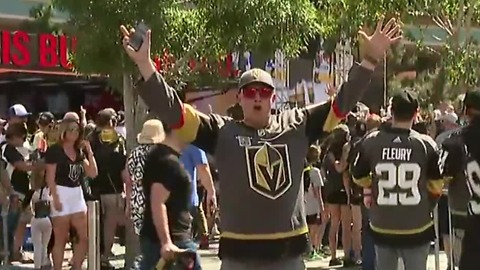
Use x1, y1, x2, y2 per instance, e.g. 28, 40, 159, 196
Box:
10, 243, 449, 270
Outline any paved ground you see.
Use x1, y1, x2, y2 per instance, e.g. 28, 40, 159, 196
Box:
6, 243, 449, 270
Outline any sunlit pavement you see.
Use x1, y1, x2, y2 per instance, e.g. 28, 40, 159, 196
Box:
10, 242, 449, 269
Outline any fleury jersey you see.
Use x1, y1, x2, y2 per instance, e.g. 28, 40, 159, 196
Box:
441, 128, 480, 216
351, 126, 444, 246
137, 63, 373, 259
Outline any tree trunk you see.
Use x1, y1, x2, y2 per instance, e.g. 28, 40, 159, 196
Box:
122, 73, 139, 269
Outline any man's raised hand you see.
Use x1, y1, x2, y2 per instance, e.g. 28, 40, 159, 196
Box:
120, 25, 151, 65
359, 17, 403, 63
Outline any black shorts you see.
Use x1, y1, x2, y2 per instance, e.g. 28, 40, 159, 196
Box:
350, 195, 362, 205
459, 215, 480, 269
325, 190, 348, 205
306, 214, 321, 225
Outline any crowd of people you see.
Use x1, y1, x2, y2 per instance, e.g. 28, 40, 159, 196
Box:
1, 15, 480, 270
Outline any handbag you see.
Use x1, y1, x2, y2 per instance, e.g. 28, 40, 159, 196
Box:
34, 187, 51, 218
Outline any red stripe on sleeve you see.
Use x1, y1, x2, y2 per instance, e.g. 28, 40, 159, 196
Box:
332, 99, 347, 119
171, 103, 186, 129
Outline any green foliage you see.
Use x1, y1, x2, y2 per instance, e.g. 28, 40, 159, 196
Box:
319, 0, 480, 105
51, 0, 321, 88
20, 4, 62, 34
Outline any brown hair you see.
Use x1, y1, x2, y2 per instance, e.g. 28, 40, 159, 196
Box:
58, 118, 84, 149
366, 114, 381, 131
306, 145, 320, 163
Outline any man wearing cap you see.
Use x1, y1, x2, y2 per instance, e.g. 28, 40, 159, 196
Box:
440, 90, 480, 270
0, 104, 31, 144
32, 112, 56, 153
351, 89, 445, 270
89, 108, 128, 267
121, 17, 401, 269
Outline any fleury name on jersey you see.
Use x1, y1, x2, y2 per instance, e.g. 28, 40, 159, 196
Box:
381, 147, 412, 161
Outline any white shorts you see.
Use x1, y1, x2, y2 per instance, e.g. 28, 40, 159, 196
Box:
51, 186, 87, 217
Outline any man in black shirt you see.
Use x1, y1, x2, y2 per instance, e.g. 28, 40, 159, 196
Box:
89, 108, 128, 265
1, 123, 36, 261
140, 119, 200, 270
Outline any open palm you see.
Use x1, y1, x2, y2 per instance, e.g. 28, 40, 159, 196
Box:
359, 17, 402, 62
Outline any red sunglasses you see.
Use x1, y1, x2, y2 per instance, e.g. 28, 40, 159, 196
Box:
241, 87, 274, 99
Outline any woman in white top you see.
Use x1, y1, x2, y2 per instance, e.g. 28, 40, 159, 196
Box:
304, 146, 326, 260
30, 168, 52, 270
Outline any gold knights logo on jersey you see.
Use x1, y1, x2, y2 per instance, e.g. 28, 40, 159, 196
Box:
245, 142, 292, 200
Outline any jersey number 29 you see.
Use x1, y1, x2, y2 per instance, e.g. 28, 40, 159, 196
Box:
375, 163, 421, 206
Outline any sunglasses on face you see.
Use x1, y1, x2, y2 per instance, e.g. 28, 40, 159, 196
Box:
241, 87, 274, 99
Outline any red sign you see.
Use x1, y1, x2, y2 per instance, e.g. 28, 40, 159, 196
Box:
152, 50, 240, 79
0, 30, 77, 70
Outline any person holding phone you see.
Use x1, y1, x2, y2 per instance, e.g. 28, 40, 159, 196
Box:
121, 17, 401, 270
45, 116, 98, 270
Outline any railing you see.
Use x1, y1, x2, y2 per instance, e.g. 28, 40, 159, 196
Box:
87, 200, 100, 270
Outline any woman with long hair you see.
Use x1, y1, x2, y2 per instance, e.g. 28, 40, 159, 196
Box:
304, 145, 326, 260
321, 124, 354, 267
45, 115, 98, 270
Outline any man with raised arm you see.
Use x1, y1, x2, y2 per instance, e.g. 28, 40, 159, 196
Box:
120, 17, 401, 270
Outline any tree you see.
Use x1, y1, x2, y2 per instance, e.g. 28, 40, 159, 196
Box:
20, 3, 62, 34
319, 0, 480, 105
51, 0, 321, 267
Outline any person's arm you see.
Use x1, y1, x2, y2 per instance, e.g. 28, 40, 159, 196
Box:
44, 146, 58, 202
0, 160, 13, 195
424, 137, 446, 198
193, 147, 215, 195
82, 149, 98, 179
350, 139, 373, 189
151, 182, 172, 245
304, 63, 374, 143
137, 72, 228, 154
4, 144, 34, 172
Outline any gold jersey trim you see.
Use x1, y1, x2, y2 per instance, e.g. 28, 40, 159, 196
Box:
370, 221, 433, 235
353, 175, 372, 188
221, 226, 308, 240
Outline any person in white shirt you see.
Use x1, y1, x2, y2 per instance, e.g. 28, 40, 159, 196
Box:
304, 146, 326, 260
30, 182, 52, 270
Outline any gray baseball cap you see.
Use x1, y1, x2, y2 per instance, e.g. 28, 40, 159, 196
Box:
238, 68, 275, 89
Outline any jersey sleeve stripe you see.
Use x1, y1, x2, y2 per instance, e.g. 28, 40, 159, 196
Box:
174, 104, 201, 143
426, 179, 445, 196
353, 175, 372, 188
322, 100, 344, 132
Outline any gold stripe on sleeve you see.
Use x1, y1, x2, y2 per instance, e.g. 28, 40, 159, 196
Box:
323, 100, 343, 132
427, 179, 445, 196
174, 104, 202, 144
